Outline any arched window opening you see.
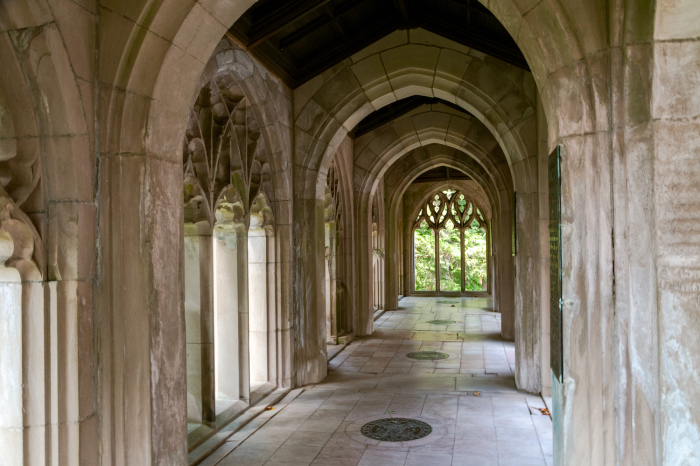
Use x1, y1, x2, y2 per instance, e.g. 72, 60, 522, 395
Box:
465, 217, 488, 291
371, 192, 385, 312
213, 188, 245, 411
325, 163, 342, 344
183, 176, 216, 432
248, 193, 275, 393
183, 70, 279, 446
414, 219, 436, 291
183, 221, 212, 430
412, 189, 488, 294
440, 218, 461, 291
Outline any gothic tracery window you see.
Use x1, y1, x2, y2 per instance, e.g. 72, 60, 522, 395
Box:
324, 162, 344, 343
183, 71, 276, 438
413, 189, 488, 293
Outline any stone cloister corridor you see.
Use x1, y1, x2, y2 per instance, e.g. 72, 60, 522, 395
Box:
0, 0, 699, 465
197, 297, 552, 466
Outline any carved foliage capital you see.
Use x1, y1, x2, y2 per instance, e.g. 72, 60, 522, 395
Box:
0, 186, 41, 281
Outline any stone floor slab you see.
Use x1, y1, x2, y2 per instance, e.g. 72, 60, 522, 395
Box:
198, 298, 551, 466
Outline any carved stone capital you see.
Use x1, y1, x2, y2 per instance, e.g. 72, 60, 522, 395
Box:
0, 186, 41, 281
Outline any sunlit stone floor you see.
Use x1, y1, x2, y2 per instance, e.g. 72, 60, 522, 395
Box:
200, 297, 553, 466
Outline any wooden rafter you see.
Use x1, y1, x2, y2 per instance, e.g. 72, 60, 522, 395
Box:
247, 0, 332, 48
418, 13, 529, 69
229, 0, 530, 88
393, 0, 415, 28
279, 0, 371, 50
294, 18, 396, 85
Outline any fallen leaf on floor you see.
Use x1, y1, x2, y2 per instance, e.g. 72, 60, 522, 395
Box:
264, 406, 275, 411
539, 408, 550, 415
473, 391, 480, 397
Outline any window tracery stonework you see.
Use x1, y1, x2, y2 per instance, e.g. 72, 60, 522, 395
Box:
324, 163, 341, 227
0, 89, 44, 277
413, 189, 486, 233
411, 188, 488, 294
183, 77, 273, 237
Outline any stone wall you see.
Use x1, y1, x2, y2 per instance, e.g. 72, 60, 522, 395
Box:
0, 0, 698, 464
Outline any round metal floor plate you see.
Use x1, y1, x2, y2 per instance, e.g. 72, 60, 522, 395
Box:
426, 320, 456, 324
360, 418, 432, 442
406, 351, 449, 360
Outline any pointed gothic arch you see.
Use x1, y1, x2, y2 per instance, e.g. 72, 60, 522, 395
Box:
409, 186, 489, 295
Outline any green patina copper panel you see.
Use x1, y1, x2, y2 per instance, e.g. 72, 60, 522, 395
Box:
549, 146, 563, 383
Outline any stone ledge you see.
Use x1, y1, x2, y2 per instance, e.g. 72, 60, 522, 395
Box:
188, 387, 299, 466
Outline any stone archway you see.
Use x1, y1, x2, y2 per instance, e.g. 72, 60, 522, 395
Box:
3, 0, 692, 464
383, 150, 504, 312
0, 7, 96, 464
344, 103, 550, 390
378, 148, 552, 392
96, 0, 696, 463
404, 182, 492, 294
291, 33, 545, 386
286, 8, 618, 464
352, 113, 514, 337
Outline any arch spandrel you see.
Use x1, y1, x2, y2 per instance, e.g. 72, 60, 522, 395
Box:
294, 40, 539, 199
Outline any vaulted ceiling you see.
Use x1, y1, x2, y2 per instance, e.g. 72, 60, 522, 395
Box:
229, 0, 528, 88
350, 96, 471, 138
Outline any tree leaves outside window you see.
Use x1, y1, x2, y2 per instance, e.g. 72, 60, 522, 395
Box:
413, 190, 487, 292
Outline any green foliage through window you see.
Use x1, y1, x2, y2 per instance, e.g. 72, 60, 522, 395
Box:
414, 221, 435, 291
464, 222, 487, 291
413, 188, 487, 292
439, 221, 461, 291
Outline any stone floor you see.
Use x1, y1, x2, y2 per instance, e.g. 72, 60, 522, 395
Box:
200, 297, 553, 466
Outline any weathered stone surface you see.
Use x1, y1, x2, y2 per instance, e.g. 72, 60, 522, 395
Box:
655, 0, 700, 41
0, 1, 698, 465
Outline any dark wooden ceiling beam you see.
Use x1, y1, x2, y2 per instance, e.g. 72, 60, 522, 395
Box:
393, 0, 416, 29
322, 5, 347, 39
243, 40, 296, 87
279, 0, 370, 50
294, 18, 397, 86
247, 0, 332, 48
413, 166, 470, 183
418, 14, 529, 70
279, 14, 330, 50
231, 0, 530, 87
